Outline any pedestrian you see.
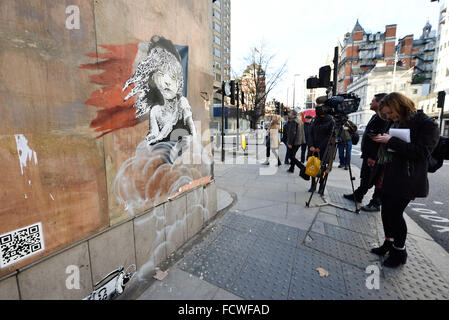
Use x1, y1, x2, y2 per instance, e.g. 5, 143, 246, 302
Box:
337, 119, 357, 170
287, 110, 306, 173
343, 93, 388, 211
308, 105, 335, 194
262, 115, 282, 166
281, 116, 291, 165
370, 92, 439, 268
301, 115, 314, 163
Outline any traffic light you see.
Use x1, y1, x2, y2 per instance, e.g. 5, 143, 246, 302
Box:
438, 91, 446, 108
229, 80, 235, 105
275, 101, 280, 114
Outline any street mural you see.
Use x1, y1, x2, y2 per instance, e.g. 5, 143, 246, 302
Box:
81, 36, 212, 280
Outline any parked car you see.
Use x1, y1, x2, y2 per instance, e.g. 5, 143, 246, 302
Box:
357, 124, 366, 136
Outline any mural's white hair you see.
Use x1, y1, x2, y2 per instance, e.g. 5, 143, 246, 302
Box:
122, 46, 184, 118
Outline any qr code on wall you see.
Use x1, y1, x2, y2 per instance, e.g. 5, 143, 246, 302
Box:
0, 222, 45, 268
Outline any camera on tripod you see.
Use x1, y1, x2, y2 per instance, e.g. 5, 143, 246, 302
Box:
306, 65, 360, 117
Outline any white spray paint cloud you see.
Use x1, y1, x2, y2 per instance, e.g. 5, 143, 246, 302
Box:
14, 134, 38, 176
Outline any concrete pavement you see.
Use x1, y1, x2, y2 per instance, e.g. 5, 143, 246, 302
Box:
137, 142, 449, 300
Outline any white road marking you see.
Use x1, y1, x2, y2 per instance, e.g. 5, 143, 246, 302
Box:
434, 201, 444, 205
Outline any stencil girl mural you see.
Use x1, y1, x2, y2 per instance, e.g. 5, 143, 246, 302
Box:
122, 36, 197, 146
82, 35, 211, 215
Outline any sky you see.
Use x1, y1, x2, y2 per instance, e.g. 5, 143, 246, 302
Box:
231, 0, 443, 107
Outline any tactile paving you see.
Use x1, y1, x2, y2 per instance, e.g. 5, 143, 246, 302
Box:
257, 221, 301, 247
220, 211, 268, 235
342, 262, 403, 300
288, 276, 348, 300
229, 258, 292, 300
210, 226, 258, 255
382, 254, 449, 300
249, 236, 296, 272
337, 216, 378, 237
305, 232, 380, 270
180, 246, 247, 291
321, 223, 368, 250
292, 246, 347, 295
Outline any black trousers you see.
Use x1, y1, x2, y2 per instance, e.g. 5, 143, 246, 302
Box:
266, 144, 281, 163
300, 143, 307, 163
380, 193, 411, 248
353, 158, 382, 206
289, 145, 302, 172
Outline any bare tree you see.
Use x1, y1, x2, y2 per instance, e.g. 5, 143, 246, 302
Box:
240, 42, 287, 129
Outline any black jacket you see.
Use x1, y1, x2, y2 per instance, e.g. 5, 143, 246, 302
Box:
310, 115, 335, 157
361, 114, 388, 160
304, 122, 313, 147
281, 121, 290, 143
382, 110, 440, 200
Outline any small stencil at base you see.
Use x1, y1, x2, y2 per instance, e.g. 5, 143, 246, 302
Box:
0, 222, 45, 268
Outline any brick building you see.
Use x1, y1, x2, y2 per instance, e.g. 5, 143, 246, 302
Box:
241, 63, 267, 127
337, 20, 397, 93
396, 22, 436, 84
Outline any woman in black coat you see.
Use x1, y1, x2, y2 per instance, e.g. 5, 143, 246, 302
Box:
371, 92, 439, 268
309, 106, 335, 193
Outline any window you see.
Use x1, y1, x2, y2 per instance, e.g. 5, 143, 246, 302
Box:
214, 0, 221, 8
214, 22, 221, 33
214, 35, 221, 45
214, 60, 221, 70
412, 89, 418, 94
214, 47, 221, 58
213, 8, 221, 20
215, 72, 221, 82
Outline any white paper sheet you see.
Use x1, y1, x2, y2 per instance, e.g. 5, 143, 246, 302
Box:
388, 128, 411, 143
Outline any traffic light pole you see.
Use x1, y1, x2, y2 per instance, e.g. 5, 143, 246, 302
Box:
221, 81, 225, 162
236, 82, 240, 151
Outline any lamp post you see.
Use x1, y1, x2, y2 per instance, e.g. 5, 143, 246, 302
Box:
292, 74, 300, 109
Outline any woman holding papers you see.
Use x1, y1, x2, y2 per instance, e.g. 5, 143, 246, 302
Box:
370, 92, 439, 268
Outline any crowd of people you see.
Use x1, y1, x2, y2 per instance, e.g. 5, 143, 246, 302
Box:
262, 92, 440, 268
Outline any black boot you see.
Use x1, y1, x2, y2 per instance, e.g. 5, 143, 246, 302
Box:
370, 240, 393, 256
343, 193, 362, 202
383, 247, 407, 268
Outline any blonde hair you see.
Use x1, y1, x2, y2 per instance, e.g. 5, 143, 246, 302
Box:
379, 92, 416, 122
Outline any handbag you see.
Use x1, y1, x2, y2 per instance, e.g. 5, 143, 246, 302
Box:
351, 131, 360, 145
305, 152, 321, 177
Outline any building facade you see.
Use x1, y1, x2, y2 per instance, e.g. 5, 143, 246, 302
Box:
212, 0, 231, 105
397, 22, 436, 84
347, 62, 428, 126
338, 20, 397, 93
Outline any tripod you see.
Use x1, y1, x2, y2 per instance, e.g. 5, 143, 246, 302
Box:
305, 119, 360, 214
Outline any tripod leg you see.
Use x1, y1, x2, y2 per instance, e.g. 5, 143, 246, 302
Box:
345, 141, 360, 213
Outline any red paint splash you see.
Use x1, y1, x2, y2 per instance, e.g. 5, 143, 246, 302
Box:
81, 44, 143, 138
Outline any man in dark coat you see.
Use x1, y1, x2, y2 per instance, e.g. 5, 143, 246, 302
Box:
287, 110, 306, 173
281, 117, 291, 164
301, 115, 313, 162
344, 93, 388, 211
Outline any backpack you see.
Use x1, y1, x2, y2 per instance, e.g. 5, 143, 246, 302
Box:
428, 135, 449, 173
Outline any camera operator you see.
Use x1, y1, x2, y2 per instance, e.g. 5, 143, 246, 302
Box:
344, 93, 387, 211
309, 103, 335, 193
337, 119, 357, 170
370, 92, 439, 268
